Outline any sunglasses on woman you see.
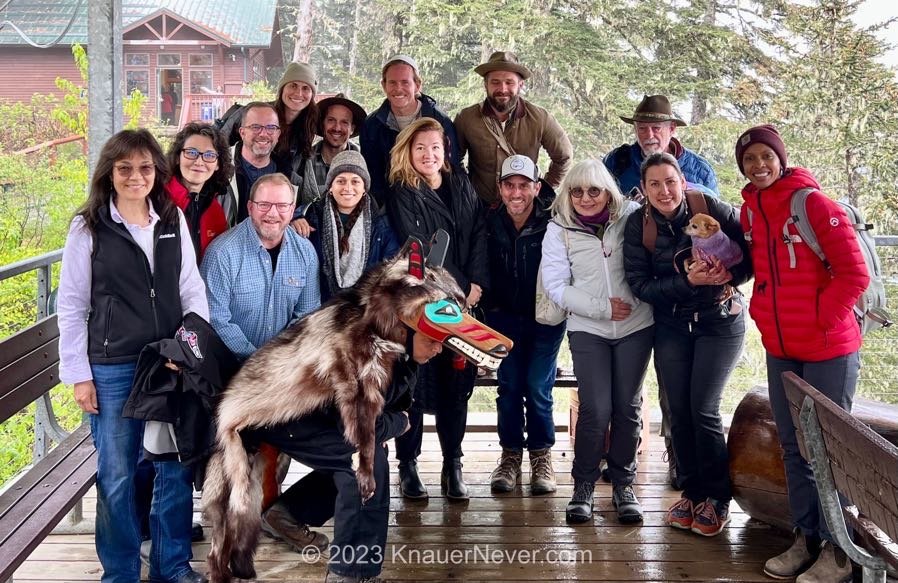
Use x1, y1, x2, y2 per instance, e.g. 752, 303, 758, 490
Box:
569, 186, 607, 199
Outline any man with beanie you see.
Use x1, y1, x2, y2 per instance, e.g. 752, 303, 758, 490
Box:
482, 155, 565, 496
454, 51, 573, 206
604, 94, 718, 200
360, 54, 460, 206
293, 149, 400, 299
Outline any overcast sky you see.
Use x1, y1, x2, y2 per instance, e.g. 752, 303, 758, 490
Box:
856, 0, 898, 67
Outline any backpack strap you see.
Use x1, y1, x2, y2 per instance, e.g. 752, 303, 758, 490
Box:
744, 207, 754, 244
684, 189, 709, 216
641, 203, 658, 253
641, 190, 708, 254
786, 187, 828, 270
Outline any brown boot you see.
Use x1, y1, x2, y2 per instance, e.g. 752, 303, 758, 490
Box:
489, 448, 522, 493
764, 528, 816, 579
795, 541, 852, 583
260, 501, 329, 551
528, 448, 556, 495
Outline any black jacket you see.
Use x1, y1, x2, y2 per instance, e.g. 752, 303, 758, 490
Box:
360, 93, 460, 206
88, 206, 182, 364
623, 194, 752, 331
387, 170, 490, 296
124, 312, 240, 476
483, 196, 553, 318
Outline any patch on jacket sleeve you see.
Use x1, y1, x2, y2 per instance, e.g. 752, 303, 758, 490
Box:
178, 326, 203, 359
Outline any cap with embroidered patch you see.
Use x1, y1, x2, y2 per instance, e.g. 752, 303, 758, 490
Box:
500, 155, 539, 182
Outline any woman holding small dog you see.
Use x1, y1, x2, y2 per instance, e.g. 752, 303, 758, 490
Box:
541, 159, 654, 525
386, 117, 490, 501
623, 152, 752, 537
736, 125, 868, 582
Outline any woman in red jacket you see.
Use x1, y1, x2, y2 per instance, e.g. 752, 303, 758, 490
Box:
736, 124, 868, 583
166, 123, 234, 259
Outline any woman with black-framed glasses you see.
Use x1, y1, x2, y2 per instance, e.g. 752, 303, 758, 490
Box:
165, 122, 235, 259
541, 159, 654, 525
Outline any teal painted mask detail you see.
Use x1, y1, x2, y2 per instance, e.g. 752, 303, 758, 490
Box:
424, 299, 463, 324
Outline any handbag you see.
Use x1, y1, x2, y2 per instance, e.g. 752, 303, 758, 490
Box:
534, 226, 568, 326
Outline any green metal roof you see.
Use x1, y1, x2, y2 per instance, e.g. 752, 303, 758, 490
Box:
0, 0, 278, 46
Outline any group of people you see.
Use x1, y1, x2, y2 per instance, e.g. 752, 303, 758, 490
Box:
56, 49, 868, 583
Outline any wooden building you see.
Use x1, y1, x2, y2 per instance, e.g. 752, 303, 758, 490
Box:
0, 0, 284, 125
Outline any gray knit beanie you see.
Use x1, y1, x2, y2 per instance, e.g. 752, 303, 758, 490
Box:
277, 61, 318, 99
325, 150, 371, 193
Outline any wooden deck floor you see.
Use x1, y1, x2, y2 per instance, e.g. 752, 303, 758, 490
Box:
15, 427, 791, 582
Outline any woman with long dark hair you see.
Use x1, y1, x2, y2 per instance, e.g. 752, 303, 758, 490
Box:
165, 122, 234, 259
58, 129, 209, 583
386, 117, 489, 500
273, 61, 319, 205
298, 149, 400, 301
623, 152, 751, 538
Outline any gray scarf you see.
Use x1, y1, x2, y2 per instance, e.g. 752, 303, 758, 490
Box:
320, 194, 372, 294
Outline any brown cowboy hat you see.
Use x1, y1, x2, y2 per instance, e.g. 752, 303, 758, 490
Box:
474, 51, 532, 80
619, 95, 686, 127
316, 93, 367, 138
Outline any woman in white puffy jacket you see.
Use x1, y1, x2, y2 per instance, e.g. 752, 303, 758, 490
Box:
541, 158, 653, 525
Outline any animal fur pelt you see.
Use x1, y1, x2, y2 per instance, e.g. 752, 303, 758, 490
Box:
202, 244, 512, 582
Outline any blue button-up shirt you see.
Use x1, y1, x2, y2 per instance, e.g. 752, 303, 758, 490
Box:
201, 218, 321, 360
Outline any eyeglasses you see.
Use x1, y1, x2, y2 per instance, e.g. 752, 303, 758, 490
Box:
114, 164, 155, 178
181, 148, 219, 163
250, 200, 294, 213
242, 124, 281, 134
570, 187, 607, 199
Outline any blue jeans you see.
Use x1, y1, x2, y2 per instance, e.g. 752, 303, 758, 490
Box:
487, 312, 565, 452
90, 362, 195, 583
654, 318, 744, 503
766, 352, 859, 541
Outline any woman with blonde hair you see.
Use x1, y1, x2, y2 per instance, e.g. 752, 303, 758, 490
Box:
541, 159, 653, 524
386, 117, 489, 500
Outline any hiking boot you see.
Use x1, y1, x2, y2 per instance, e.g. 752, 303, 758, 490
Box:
611, 484, 643, 524
489, 448, 522, 493
691, 498, 730, 537
795, 541, 852, 583
666, 497, 695, 530
325, 571, 382, 583
441, 458, 469, 500
764, 528, 817, 579
398, 460, 428, 499
260, 501, 329, 551
529, 448, 557, 495
565, 479, 595, 524
663, 437, 682, 490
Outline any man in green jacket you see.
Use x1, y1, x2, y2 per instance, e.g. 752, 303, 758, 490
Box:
454, 51, 573, 206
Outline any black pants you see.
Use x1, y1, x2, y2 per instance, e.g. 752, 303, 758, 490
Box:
654, 316, 744, 503
569, 326, 653, 485
243, 409, 390, 579
395, 350, 473, 462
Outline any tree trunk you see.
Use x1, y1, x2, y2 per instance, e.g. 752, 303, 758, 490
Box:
347, 0, 363, 96
691, 0, 717, 125
291, 0, 314, 63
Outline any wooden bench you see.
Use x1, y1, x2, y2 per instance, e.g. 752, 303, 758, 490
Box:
782, 372, 898, 582
0, 316, 97, 583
